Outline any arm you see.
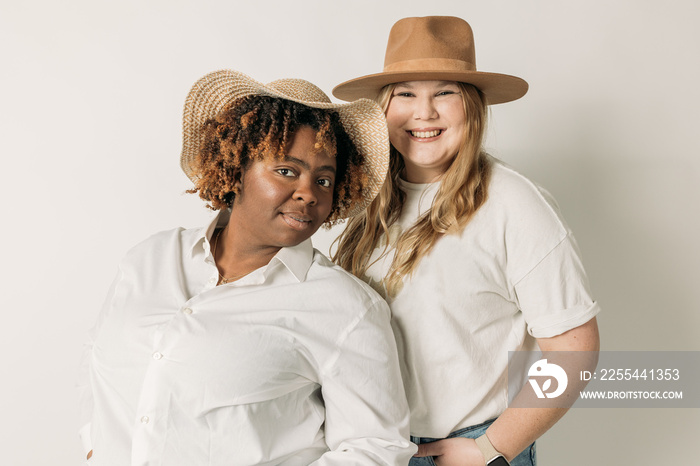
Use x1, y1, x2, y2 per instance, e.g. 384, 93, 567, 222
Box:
311, 300, 417, 465
416, 317, 599, 465
76, 268, 124, 461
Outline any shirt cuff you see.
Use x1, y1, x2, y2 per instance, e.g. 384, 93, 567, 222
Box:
78, 422, 92, 457
527, 301, 601, 338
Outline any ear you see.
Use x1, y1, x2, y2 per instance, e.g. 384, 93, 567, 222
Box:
220, 170, 244, 208
232, 169, 244, 192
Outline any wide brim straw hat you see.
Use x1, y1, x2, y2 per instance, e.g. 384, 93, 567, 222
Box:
333, 16, 528, 105
181, 69, 390, 218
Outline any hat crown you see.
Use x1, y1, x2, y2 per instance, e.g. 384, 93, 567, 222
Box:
267, 78, 331, 104
384, 16, 477, 72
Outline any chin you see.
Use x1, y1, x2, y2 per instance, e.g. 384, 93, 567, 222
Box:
277, 231, 314, 248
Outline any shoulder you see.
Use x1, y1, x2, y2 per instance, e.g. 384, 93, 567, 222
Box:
476, 158, 579, 282
486, 157, 569, 237
120, 225, 199, 267
307, 250, 389, 313
487, 157, 562, 215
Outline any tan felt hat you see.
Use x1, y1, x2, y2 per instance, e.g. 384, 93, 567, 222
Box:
333, 16, 528, 105
181, 69, 390, 218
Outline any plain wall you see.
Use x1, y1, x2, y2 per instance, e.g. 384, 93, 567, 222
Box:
1, 0, 698, 464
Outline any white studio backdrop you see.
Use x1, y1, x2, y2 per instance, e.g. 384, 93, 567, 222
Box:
1, 0, 698, 464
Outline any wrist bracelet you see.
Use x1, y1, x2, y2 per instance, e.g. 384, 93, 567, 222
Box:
475, 433, 510, 466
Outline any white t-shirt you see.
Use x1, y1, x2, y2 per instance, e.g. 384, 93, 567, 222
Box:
314, 157, 600, 438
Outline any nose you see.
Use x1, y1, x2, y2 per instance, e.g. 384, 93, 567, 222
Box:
413, 96, 438, 120
293, 179, 317, 206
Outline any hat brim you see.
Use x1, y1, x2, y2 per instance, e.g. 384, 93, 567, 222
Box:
333, 69, 528, 105
181, 70, 390, 219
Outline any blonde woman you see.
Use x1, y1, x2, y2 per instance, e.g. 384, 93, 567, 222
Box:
326, 17, 600, 466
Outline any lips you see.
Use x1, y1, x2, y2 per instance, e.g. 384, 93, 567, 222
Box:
409, 129, 442, 138
280, 212, 313, 230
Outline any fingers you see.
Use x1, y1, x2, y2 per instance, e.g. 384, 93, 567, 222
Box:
415, 441, 441, 457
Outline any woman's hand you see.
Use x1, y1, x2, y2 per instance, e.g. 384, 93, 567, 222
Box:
415, 437, 484, 466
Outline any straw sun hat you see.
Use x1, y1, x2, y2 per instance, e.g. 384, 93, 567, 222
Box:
181, 69, 389, 218
333, 16, 528, 105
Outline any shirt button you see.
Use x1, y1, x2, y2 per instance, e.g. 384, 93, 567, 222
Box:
141, 415, 150, 424
183, 308, 193, 315
208, 277, 216, 285
152, 352, 163, 360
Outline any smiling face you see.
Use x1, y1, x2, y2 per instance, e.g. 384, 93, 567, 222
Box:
228, 126, 336, 252
385, 80, 467, 183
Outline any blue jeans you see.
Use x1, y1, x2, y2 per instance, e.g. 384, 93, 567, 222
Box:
409, 418, 536, 466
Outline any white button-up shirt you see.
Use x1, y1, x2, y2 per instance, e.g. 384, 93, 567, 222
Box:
77, 211, 415, 465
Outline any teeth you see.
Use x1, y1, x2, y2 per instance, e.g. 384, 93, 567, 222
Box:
411, 130, 441, 138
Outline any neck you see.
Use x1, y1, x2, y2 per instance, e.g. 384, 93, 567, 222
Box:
402, 164, 448, 184
213, 223, 281, 281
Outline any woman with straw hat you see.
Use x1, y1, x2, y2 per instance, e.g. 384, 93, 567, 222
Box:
77, 70, 416, 465
328, 16, 601, 466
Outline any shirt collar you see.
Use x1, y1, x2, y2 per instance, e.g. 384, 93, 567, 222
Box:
266, 239, 313, 283
190, 209, 313, 283
189, 209, 230, 257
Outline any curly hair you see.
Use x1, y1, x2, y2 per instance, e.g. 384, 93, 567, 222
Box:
187, 95, 367, 224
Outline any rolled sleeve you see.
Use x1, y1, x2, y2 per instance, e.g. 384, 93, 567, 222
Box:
514, 233, 601, 338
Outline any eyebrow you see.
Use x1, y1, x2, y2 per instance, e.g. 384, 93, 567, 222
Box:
395, 81, 458, 89
284, 155, 336, 175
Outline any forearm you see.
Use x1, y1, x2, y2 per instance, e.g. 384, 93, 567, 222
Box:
416, 319, 600, 465
488, 317, 601, 460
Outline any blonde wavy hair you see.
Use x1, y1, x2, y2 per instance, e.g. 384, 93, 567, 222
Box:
332, 82, 492, 296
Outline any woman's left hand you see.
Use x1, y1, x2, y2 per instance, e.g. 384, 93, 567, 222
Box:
414, 437, 484, 466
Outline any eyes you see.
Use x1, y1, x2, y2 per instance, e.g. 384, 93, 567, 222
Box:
393, 89, 460, 98
276, 167, 333, 188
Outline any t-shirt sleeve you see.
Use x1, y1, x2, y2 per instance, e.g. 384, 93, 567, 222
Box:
514, 231, 601, 338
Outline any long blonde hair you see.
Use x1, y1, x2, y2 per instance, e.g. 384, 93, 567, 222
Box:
332, 82, 492, 296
